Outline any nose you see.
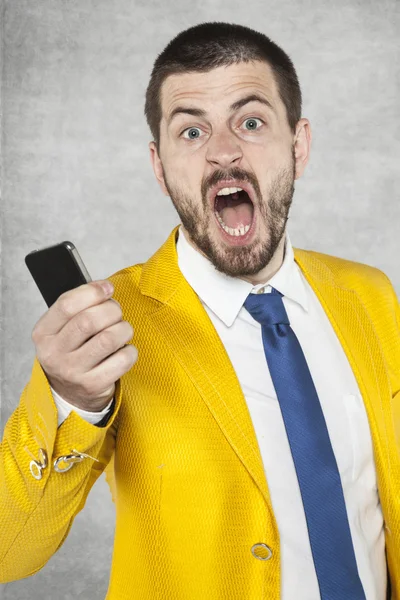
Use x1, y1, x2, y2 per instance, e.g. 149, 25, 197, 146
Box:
206, 131, 243, 169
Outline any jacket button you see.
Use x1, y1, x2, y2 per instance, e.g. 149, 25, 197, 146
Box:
53, 449, 100, 472
29, 460, 43, 480
251, 543, 273, 560
54, 453, 83, 472
29, 448, 48, 480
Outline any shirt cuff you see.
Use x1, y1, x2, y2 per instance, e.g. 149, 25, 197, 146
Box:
50, 386, 114, 428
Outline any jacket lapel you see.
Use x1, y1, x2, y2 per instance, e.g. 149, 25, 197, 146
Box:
139, 226, 394, 514
293, 249, 395, 514
140, 226, 270, 504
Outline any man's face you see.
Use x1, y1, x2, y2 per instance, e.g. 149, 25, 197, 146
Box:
149, 60, 310, 278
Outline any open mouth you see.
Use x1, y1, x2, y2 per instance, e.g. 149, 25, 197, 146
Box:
213, 187, 255, 238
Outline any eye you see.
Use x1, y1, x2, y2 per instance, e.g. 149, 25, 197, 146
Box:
242, 117, 264, 131
181, 127, 203, 140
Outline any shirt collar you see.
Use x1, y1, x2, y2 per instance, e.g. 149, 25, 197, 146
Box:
176, 225, 309, 327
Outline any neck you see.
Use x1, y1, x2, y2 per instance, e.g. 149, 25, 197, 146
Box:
240, 234, 286, 286
179, 225, 287, 287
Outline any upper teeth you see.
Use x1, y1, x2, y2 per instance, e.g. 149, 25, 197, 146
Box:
216, 186, 243, 196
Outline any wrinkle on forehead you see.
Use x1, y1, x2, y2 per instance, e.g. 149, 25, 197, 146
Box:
162, 62, 280, 118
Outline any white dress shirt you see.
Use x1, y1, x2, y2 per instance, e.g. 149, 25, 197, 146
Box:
51, 226, 387, 599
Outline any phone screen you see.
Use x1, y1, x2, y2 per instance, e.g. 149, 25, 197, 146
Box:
25, 241, 92, 307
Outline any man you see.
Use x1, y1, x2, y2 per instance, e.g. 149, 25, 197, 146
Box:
1, 22, 399, 600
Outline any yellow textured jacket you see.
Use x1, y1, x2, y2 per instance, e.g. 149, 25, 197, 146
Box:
1, 224, 400, 599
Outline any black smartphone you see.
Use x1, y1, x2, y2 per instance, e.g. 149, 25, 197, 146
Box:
25, 241, 92, 307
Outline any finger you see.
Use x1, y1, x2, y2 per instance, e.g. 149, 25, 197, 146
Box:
34, 280, 114, 337
68, 320, 134, 372
56, 297, 124, 353
81, 344, 138, 394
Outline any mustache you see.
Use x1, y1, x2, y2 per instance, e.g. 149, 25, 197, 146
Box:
202, 168, 261, 200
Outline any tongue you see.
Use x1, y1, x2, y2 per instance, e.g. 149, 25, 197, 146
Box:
219, 202, 253, 229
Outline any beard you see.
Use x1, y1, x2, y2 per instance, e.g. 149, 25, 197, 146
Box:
162, 148, 296, 278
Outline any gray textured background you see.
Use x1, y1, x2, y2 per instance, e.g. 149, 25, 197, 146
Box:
1, 0, 399, 598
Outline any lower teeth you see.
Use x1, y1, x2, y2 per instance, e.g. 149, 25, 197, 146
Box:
215, 212, 251, 236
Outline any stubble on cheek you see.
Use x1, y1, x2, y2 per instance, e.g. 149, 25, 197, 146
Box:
163, 174, 207, 236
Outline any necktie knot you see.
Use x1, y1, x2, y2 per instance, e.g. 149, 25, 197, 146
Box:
243, 287, 290, 327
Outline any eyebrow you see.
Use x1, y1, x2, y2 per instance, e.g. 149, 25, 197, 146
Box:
167, 93, 274, 127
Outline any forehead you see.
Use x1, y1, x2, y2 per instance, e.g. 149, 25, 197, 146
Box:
160, 60, 282, 118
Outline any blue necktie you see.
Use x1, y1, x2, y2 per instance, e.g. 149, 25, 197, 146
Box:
244, 287, 366, 600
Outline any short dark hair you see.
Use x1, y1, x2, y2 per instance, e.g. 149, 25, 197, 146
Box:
144, 22, 302, 152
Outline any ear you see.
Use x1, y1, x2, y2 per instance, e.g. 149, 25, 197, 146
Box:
293, 118, 312, 180
149, 141, 169, 196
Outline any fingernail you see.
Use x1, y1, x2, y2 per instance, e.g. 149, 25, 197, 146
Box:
102, 281, 114, 295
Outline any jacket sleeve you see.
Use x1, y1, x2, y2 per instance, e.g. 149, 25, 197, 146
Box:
0, 356, 122, 583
